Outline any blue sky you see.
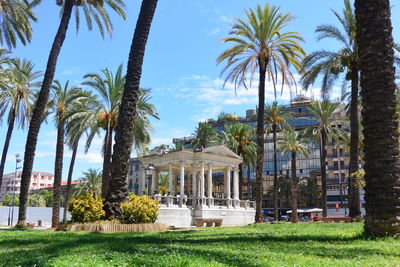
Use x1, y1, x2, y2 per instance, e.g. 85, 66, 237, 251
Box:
1, 0, 400, 180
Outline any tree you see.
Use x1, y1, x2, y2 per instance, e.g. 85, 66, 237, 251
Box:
278, 127, 309, 223
217, 4, 305, 223
265, 101, 293, 221
0, 58, 40, 192
158, 173, 169, 195
219, 122, 256, 199
17, 0, 126, 228
302, 101, 348, 217
104, 0, 158, 219
73, 168, 102, 197
49, 80, 88, 228
301, 0, 361, 218
191, 123, 218, 149
0, 0, 40, 49
2, 193, 19, 206
355, 0, 400, 236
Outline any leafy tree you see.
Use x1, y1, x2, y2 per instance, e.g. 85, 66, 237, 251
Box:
217, 4, 305, 223
191, 123, 218, 149
17, 0, 126, 228
0, 0, 40, 49
49, 80, 89, 228
28, 193, 45, 207
104, 0, 158, 219
355, 0, 400, 236
302, 101, 348, 217
0, 58, 41, 192
2, 193, 19, 206
265, 101, 293, 221
278, 127, 309, 223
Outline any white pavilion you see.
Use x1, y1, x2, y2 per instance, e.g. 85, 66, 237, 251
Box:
138, 146, 256, 227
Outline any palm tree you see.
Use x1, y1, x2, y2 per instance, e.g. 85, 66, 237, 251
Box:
0, 0, 40, 49
217, 4, 305, 223
265, 101, 293, 221
49, 80, 88, 228
0, 59, 40, 192
62, 91, 98, 223
355, 0, 400, 236
278, 127, 309, 223
191, 123, 218, 149
301, 0, 362, 219
73, 168, 102, 197
104, 0, 158, 219
17, 0, 126, 228
220, 122, 256, 199
158, 173, 169, 195
302, 101, 348, 217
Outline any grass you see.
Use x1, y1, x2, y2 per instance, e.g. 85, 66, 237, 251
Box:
0, 222, 399, 266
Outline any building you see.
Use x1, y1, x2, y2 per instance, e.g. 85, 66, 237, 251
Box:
127, 159, 145, 195
174, 96, 365, 214
0, 171, 54, 200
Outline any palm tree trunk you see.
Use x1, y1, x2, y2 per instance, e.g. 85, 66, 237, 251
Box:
247, 164, 251, 200
0, 111, 16, 190
320, 131, 327, 217
101, 127, 112, 199
255, 57, 267, 223
17, 0, 74, 228
290, 151, 298, 223
104, 0, 158, 219
355, 0, 400, 236
63, 141, 78, 224
272, 124, 278, 221
348, 66, 361, 219
52, 121, 64, 228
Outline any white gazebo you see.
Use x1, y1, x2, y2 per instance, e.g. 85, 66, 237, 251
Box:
139, 146, 255, 227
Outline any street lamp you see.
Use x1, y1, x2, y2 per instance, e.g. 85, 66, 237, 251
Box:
144, 164, 155, 196
8, 154, 21, 226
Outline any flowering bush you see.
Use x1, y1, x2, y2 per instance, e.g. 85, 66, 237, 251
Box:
67, 193, 105, 223
120, 195, 159, 224
351, 169, 366, 188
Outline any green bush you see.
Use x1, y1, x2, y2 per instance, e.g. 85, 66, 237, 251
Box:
120, 195, 159, 224
67, 193, 105, 223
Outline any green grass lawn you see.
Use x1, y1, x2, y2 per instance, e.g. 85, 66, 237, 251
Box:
0, 222, 399, 266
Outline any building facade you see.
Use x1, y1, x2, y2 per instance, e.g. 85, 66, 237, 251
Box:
0, 171, 54, 200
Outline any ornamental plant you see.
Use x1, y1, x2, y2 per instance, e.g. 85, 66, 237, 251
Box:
67, 193, 105, 222
351, 168, 366, 188
120, 195, 159, 224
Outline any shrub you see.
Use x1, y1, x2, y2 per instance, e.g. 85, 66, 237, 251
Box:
120, 195, 159, 224
67, 193, 105, 223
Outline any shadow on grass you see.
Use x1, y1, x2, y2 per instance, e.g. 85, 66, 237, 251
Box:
0, 225, 398, 266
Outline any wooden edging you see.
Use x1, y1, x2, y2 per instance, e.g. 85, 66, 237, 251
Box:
69, 223, 168, 232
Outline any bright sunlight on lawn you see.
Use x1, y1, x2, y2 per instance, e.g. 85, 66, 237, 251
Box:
0, 222, 399, 266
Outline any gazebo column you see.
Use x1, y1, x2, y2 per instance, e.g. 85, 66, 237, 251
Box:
179, 163, 185, 207
191, 165, 197, 199
233, 166, 240, 207
141, 168, 146, 196
226, 166, 232, 208
207, 163, 213, 207
200, 162, 205, 206
168, 164, 173, 194
154, 168, 159, 194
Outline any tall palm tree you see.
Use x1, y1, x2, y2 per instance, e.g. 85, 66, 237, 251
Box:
17, 0, 126, 228
265, 101, 293, 221
301, 0, 361, 219
191, 123, 218, 149
302, 101, 348, 217
49, 80, 88, 228
62, 91, 98, 223
355, 0, 400, 236
278, 127, 309, 223
220, 122, 256, 199
217, 4, 305, 223
0, 59, 40, 192
0, 0, 40, 49
104, 0, 158, 219
73, 168, 102, 197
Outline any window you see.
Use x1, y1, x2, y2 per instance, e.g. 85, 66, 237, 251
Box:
340, 161, 345, 168
41, 176, 44, 180
40, 183, 44, 187
135, 164, 140, 171
339, 148, 344, 155
333, 148, 337, 155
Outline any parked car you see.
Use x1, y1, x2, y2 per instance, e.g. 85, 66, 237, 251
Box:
280, 215, 289, 222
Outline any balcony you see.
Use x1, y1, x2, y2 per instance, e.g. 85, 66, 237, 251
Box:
327, 165, 349, 171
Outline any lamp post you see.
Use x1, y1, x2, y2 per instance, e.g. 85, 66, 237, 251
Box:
7, 154, 21, 226
144, 164, 155, 196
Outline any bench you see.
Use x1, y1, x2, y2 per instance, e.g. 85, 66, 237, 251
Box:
321, 216, 351, 223
195, 218, 223, 227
